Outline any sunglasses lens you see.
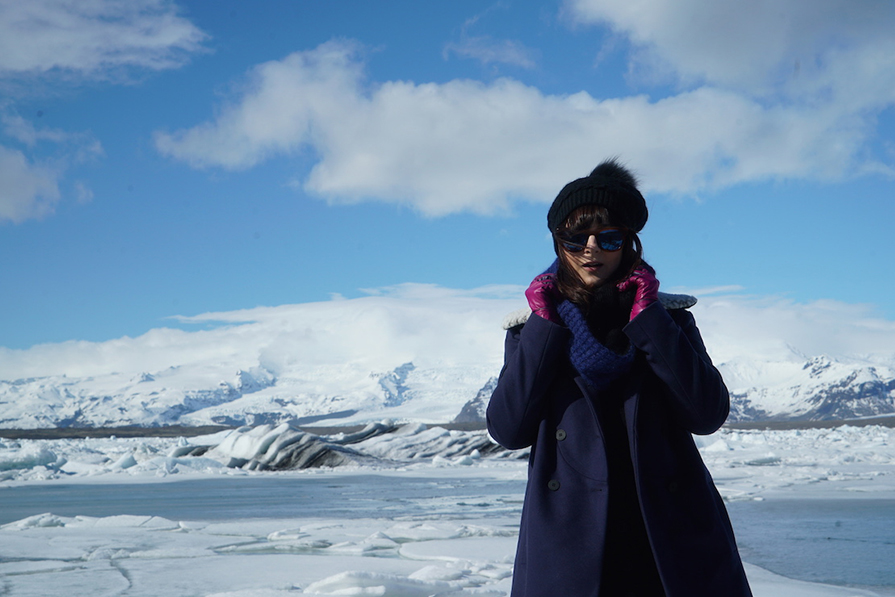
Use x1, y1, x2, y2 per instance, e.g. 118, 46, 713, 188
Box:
597, 230, 625, 251
559, 233, 588, 252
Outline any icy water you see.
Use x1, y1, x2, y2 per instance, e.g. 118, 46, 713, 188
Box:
726, 498, 895, 593
3, 475, 894, 593
0, 474, 526, 523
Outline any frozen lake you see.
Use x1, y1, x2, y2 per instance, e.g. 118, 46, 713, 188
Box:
0, 474, 526, 524
727, 498, 895, 593
3, 423, 895, 595
3, 473, 894, 595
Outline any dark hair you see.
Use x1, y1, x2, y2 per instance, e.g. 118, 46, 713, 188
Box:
555, 204, 643, 313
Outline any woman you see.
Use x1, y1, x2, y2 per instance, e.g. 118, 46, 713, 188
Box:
487, 159, 752, 596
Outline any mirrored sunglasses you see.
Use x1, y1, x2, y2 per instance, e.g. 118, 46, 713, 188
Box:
555, 227, 627, 252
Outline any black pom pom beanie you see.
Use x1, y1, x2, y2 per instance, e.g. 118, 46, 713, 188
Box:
547, 158, 648, 233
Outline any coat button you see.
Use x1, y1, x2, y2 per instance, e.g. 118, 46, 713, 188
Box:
548, 480, 560, 491
555, 429, 567, 441
667, 480, 680, 493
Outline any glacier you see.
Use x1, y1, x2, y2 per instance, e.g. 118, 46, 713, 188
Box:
2, 287, 895, 429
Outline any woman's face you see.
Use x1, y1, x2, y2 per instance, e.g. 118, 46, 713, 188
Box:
561, 229, 624, 288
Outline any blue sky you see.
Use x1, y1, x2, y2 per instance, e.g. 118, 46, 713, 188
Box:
1, 0, 894, 350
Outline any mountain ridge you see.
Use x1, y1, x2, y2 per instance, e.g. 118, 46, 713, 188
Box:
3, 353, 895, 429
3, 291, 894, 429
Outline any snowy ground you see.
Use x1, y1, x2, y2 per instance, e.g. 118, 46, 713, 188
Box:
1, 423, 894, 596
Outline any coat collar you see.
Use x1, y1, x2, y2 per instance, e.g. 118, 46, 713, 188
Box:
502, 292, 697, 330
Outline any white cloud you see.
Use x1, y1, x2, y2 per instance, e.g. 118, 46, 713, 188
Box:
1, 113, 69, 146
0, 111, 103, 223
565, 0, 895, 105
1, 111, 104, 160
443, 5, 539, 70
1, 284, 892, 385
0, 0, 203, 222
155, 39, 884, 216
443, 36, 538, 69
0, 284, 524, 379
0, 0, 208, 77
73, 180, 94, 203
0, 144, 60, 223
155, 41, 366, 171
692, 293, 895, 364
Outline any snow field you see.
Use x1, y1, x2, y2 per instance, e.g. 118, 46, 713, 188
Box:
0, 495, 886, 596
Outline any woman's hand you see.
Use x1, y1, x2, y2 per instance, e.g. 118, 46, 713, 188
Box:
617, 266, 659, 321
525, 273, 563, 324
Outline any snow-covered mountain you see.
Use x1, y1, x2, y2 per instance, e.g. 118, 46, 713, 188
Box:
721, 355, 895, 422
0, 361, 501, 429
2, 286, 895, 429
0, 286, 517, 429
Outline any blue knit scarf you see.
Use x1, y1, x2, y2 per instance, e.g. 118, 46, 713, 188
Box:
545, 260, 636, 391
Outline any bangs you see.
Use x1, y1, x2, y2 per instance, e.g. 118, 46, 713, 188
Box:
560, 205, 612, 232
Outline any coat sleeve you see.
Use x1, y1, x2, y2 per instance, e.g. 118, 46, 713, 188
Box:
623, 302, 730, 435
486, 313, 570, 450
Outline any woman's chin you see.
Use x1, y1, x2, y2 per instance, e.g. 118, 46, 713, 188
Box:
583, 276, 609, 289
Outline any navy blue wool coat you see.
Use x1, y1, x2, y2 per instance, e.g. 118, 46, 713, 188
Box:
487, 301, 752, 597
